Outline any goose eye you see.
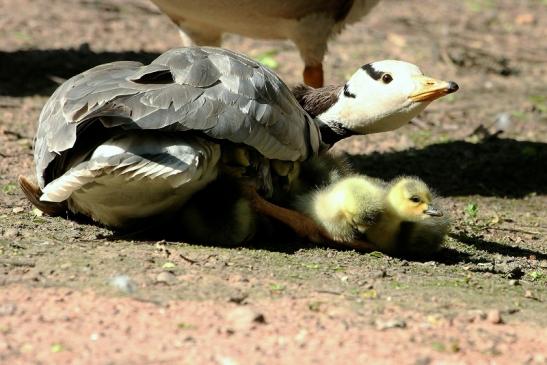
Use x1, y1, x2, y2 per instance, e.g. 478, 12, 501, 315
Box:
410, 195, 421, 203
381, 73, 393, 84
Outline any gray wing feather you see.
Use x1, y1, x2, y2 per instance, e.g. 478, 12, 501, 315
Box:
40, 152, 204, 203
34, 47, 321, 187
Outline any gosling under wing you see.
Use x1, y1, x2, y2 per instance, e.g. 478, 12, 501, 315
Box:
396, 216, 450, 255
40, 134, 221, 227
34, 47, 321, 188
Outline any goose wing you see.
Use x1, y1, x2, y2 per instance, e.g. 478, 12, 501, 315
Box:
34, 47, 321, 187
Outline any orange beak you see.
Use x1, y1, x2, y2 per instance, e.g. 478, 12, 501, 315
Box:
409, 76, 459, 102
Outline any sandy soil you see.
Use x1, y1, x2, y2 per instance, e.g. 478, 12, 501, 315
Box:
0, 0, 546, 364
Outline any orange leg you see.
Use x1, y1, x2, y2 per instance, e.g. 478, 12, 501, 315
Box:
303, 64, 324, 88
241, 183, 376, 251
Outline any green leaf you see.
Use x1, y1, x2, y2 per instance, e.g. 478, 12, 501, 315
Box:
162, 262, 176, 269
368, 251, 384, 258
51, 343, 63, 353
2, 183, 17, 195
465, 203, 478, 218
255, 50, 279, 70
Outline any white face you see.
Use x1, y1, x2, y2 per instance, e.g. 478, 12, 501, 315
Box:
318, 60, 433, 134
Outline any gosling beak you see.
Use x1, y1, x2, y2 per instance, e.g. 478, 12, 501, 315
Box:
424, 205, 443, 217
409, 76, 459, 102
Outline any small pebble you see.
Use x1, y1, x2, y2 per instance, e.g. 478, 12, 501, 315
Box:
215, 356, 239, 365
487, 309, 503, 324
12, 207, 24, 214
508, 279, 519, 286
373, 270, 387, 278
225, 307, 266, 332
375, 319, 407, 330
294, 329, 308, 346
109, 275, 137, 294
467, 310, 486, 322
494, 112, 511, 132
0, 303, 17, 316
156, 271, 177, 285
2, 228, 19, 238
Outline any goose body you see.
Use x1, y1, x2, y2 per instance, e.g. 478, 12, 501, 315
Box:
24, 47, 319, 227
150, 0, 381, 86
21, 47, 457, 232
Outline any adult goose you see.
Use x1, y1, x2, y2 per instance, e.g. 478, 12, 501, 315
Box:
149, 0, 381, 87
19, 47, 458, 240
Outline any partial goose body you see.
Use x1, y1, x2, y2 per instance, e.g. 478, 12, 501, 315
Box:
40, 132, 220, 227
21, 47, 320, 227
150, 0, 381, 86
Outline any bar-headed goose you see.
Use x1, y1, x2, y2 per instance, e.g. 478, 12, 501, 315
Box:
19, 47, 457, 232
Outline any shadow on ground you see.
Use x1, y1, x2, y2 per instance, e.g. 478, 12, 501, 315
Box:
451, 232, 547, 260
0, 47, 160, 96
348, 138, 547, 198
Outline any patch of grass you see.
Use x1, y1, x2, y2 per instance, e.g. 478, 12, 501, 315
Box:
511, 110, 527, 120
177, 322, 195, 330
528, 270, 544, 282
431, 341, 445, 352
254, 50, 279, 70
51, 343, 64, 353
360, 289, 378, 299
270, 283, 285, 292
390, 281, 408, 289
162, 262, 176, 269
529, 95, 547, 114
464, 0, 494, 12
465, 203, 479, 219
368, 251, 384, 259
13, 31, 32, 42
2, 183, 17, 195
308, 301, 323, 312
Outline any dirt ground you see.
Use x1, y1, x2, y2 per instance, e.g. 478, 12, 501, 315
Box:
1, 0, 546, 364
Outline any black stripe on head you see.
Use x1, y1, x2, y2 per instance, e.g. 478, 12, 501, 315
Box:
361, 63, 383, 80
343, 84, 356, 98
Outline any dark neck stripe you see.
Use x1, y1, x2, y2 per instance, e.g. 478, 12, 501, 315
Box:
343, 84, 356, 98
319, 121, 357, 146
361, 63, 383, 80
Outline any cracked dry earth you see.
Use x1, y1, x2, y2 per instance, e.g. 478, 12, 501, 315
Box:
0, 0, 546, 364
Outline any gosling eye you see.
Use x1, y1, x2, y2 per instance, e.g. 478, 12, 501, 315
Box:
381, 73, 393, 84
409, 195, 421, 203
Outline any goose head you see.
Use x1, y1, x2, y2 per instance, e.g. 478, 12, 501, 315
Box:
296, 60, 458, 145
386, 177, 443, 222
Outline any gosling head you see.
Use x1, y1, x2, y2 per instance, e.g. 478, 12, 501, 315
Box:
386, 177, 443, 222
304, 60, 458, 144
